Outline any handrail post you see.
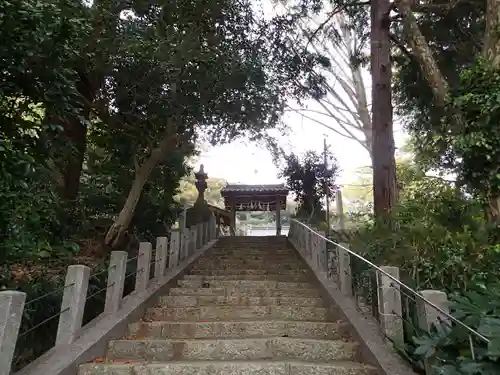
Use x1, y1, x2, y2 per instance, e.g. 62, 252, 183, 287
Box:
169, 231, 181, 269
105, 251, 128, 313
196, 223, 203, 249
179, 208, 187, 230
190, 227, 197, 255
317, 231, 328, 273
56, 265, 90, 345
203, 220, 209, 244
338, 243, 352, 296
377, 266, 403, 343
209, 214, 216, 240
417, 290, 449, 331
181, 229, 190, 261
0, 291, 26, 375
135, 242, 152, 292
155, 237, 168, 278
416, 290, 450, 373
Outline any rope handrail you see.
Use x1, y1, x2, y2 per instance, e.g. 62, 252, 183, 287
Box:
290, 218, 490, 345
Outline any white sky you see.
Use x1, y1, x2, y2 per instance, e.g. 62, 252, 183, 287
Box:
196, 1, 407, 186
197, 108, 406, 185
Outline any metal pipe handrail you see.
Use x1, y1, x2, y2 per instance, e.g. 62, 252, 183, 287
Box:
290, 219, 490, 344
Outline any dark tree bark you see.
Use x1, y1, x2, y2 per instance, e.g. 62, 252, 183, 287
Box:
371, 0, 398, 218
104, 132, 179, 249
47, 76, 95, 202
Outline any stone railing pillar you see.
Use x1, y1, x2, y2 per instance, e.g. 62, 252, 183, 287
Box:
317, 231, 327, 273
195, 223, 201, 249
105, 251, 128, 313
155, 237, 168, 279
179, 208, 187, 230
377, 266, 403, 343
416, 290, 449, 331
168, 231, 181, 269
416, 290, 449, 373
0, 291, 26, 375
338, 243, 352, 296
190, 227, 197, 255
209, 214, 216, 240
55, 265, 90, 345
135, 242, 152, 293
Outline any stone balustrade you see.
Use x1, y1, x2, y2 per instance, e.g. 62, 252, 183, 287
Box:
0, 212, 218, 375
287, 220, 450, 346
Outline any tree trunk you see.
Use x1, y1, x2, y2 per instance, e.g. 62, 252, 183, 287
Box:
352, 66, 372, 158
61, 115, 88, 201
395, 0, 451, 108
482, 0, 500, 66
104, 133, 178, 249
340, 15, 373, 158
397, 0, 500, 225
482, 0, 500, 224
46, 76, 95, 202
371, 0, 398, 218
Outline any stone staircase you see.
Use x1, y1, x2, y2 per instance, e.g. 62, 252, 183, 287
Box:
79, 236, 377, 375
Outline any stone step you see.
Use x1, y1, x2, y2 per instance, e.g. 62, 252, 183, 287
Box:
210, 249, 294, 254
106, 337, 359, 362
193, 257, 305, 269
168, 287, 322, 298
144, 306, 331, 321
186, 269, 311, 276
193, 260, 302, 266
128, 320, 346, 340
182, 274, 312, 282
208, 252, 295, 257
157, 295, 325, 307
196, 254, 299, 260
177, 280, 314, 290
80, 361, 377, 375
190, 263, 308, 271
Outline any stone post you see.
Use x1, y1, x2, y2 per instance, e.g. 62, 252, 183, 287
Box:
196, 223, 203, 249
317, 231, 328, 273
417, 290, 449, 331
293, 222, 298, 248
338, 243, 352, 296
209, 214, 216, 240
104, 251, 128, 313
336, 190, 345, 230
190, 227, 197, 255
168, 231, 181, 269
307, 229, 313, 259
298, 225, 304, 253
203, 220, 209, 245
155, 237, 168, 279
313, 233, 321, 270
181, 229, 190, 261
56, 265, 90, 345
0, 291, 26, 375
416, 290, 450, 373
135, 242, 152, 292
179, 208, 187, 230
275, 201, 281, 236
377, 266, 403, 343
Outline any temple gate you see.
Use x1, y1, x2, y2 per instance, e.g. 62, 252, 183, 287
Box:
220, 184, 289, 236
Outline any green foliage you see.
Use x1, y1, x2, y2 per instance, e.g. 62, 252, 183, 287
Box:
352, 177, 499, 292
409, 285, 500, 375
344, 161, 500, 373
392, 0, 484, 173
279, 149, 340, 222
0, 138, 72, 261
450, 59, 500, 200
